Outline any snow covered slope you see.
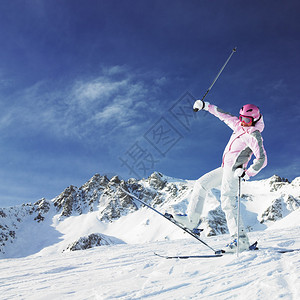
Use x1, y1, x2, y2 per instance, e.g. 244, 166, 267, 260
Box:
1, 226, 299, 299
0, 172, 300, 299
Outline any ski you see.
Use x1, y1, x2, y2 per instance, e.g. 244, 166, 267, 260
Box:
154, 252, 223, 259
269, 248, 300, 254
155, 241, 257, 259
221, 246, 300, 255
155, 247, 300, 260
120, 187, 222, 255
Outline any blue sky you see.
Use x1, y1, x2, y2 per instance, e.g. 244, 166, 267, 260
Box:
0, 0, 299, 207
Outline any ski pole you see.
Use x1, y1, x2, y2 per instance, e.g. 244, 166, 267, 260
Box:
121, 187, 220, 254
236, 176, 241, 257
194, 47, 237, 112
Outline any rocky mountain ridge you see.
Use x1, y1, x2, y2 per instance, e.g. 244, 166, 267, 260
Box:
0, 172, 299, 257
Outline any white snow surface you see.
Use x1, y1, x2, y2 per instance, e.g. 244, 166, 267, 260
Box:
1, 227, 300, 299
0, 174, 300, 299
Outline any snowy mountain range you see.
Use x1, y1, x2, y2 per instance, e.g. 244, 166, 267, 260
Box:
1, 172, 299, 258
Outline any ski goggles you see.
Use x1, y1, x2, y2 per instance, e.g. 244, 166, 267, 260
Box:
239, 115, 253, 125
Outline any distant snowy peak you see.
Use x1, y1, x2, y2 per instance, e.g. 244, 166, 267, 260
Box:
0, 198, 51, 254
251, 174, 300, 193
0, 171, 299, 257
291, 176, 300, 187
260, 195, 300, 223
268, 174, 290, 184
53, 174, 110, 217
50, 171, 300, 233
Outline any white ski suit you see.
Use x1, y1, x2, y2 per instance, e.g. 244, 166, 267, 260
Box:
186, 103, 267, 248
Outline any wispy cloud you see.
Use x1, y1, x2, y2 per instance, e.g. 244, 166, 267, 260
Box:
0, 66, 165, 143
71, 78, 128, 105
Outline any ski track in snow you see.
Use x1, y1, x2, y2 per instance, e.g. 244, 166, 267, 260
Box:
0, 227, 299, 300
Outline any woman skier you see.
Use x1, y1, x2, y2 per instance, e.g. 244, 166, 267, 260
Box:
174, 100, 267, 252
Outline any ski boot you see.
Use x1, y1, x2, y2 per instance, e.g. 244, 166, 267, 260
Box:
225, 232, 251, 253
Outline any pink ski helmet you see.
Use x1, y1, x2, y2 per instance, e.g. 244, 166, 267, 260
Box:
239, 104, 261, 125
